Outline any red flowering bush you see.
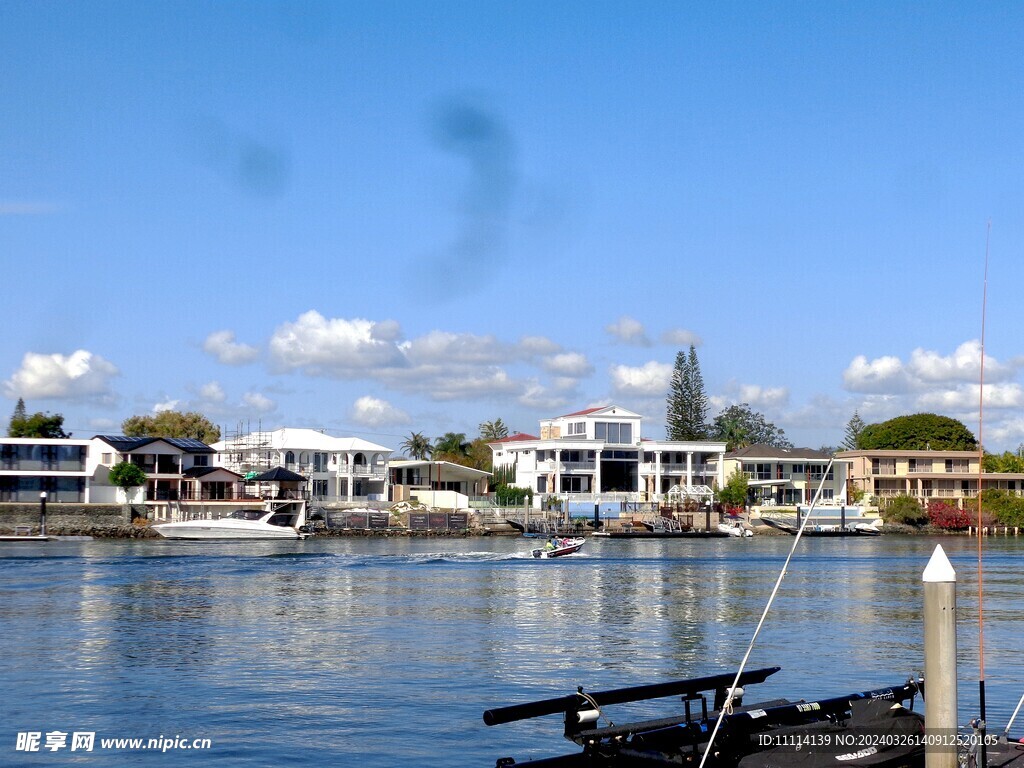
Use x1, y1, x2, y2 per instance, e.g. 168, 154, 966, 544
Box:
927, 501, 972, 530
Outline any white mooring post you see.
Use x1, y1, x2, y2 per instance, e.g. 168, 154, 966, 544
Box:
923, 544, 957, 768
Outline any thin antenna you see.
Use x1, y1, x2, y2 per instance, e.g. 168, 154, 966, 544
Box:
976, 219, 991, 761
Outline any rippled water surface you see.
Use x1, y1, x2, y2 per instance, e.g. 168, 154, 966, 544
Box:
3, 535, 1022, 766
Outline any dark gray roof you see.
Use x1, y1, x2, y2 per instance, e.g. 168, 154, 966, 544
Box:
250, 466, 306, 482
183, 466, 241, 479
727, 444, 834, 461
94, 435, 214, 454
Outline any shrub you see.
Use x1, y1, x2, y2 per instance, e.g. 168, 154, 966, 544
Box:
493, 484, 532, 507
927, 501, 971, 530
971, 490, 1024, 527
881, 494, 928, 526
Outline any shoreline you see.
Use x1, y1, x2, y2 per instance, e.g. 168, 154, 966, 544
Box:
0, 524, 1006, 540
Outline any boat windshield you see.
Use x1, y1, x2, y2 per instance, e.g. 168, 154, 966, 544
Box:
228, 509, 266, 521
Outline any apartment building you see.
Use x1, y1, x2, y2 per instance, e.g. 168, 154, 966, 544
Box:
837, 449, 1024, 505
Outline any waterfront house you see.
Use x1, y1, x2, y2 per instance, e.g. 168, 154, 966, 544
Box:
723, 444, 851, 506
88, 435, 224, 504
0, 437, 93, 502
212, 428, 392, 502
488, 405, 727, 510
837, 448, 1024, 507
388, 459, 491, 509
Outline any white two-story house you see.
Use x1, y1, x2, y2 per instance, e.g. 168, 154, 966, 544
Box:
489, 405, 727, 511
212, 428, 392, 502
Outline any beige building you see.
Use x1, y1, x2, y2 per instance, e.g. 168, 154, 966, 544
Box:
837, 449, 1024, 506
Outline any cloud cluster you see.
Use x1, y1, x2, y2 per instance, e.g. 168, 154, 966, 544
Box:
843, 341, 1023, 412
203, 330, 259, 365
258, 310, 595, 408
3, 350, 119, 402
350, 396, 410, 428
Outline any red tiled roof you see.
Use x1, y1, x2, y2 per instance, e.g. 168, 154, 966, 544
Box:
491, 432, 539, 443
557, 406, 606, 418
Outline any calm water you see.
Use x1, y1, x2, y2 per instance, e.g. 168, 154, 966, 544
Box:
3, 535, 1022, 766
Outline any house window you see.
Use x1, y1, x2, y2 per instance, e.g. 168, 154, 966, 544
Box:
595, 422, 633, 444
566, 421, 586, 436
193, 455, 209, 467
537, 476, 547, 493
102, 453, 113, 465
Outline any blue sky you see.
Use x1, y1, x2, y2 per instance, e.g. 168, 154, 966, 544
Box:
3, 2, 1024, 451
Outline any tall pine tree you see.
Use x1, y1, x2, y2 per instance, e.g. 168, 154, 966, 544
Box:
842, 411, 866, 450
666, 345, 709, 440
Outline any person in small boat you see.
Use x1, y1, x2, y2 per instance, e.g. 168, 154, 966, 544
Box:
545, 537, 557, 550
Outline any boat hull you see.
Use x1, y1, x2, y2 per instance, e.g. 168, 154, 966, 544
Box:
152, 522, 304, 540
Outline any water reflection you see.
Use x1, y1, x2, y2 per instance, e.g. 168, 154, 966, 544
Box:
2, 535, 1023, 766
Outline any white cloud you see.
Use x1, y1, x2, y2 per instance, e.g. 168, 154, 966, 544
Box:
661, 329, 702, 347
908, 341, 1016, 383
916, 382, 1024, 412
606, 316, 651, 346
241, 392, 276, 413
541, 352, 593, 377
203, 330, 259, 365
842, 354, 907, 393
153, 399, 181, 412
3, 350, 119, 401
610, 361, 672, 396
517, 380, 571, 410
350, 396, 409, 427
198, 382, 227, 403
518, 336, 562, 356
268, 311, 405, 375
738, 384, 790, 408
401, 331, 506, 365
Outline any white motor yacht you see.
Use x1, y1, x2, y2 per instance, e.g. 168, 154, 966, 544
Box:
153, 503, 307, 540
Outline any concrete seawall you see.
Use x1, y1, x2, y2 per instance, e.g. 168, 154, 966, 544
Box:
0, 503, 149, 537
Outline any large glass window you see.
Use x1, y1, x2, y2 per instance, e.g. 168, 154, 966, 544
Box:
595, 422, 633, 444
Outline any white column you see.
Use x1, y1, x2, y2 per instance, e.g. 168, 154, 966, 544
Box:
717, 452, 726, 489
686, 451, 693, 488
655, 451, 662, 500
594, 449, 602, 496
554, 448, 562, 495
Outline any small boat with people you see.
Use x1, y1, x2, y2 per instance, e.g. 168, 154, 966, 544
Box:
531, 536, 585, 558
152, 501, 308, 540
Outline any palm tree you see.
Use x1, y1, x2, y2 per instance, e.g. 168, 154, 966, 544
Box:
401, 432, 432, 460
478, 418, 509, 440
433, 432, 470, 461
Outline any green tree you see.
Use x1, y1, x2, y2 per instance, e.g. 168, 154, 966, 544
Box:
856, 413, 977, 451
842, 411, 866, 450
400, 431, 432, 460
478, 418, 509, 440
982, 451, 1024, 473
122, 411, 220, 443
8, 401, 70, 438
666, 346, 709, 440
716, 468, 749, 508
711, 403, 791, 451
108, 461, 148, 491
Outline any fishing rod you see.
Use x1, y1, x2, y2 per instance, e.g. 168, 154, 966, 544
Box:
976, 221, 991, 767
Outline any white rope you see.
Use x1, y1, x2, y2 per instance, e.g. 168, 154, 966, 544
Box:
697, 457, 836, 768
